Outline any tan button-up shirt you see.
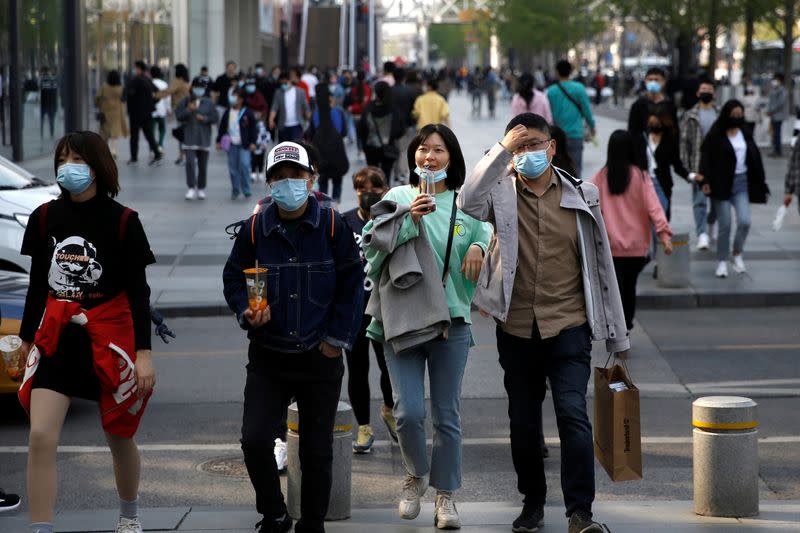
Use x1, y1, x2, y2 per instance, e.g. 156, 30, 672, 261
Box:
502, 170, 586, 339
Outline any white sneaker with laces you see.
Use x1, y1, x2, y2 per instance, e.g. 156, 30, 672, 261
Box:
197, 189, 207, 200
399, 474, 428, 520
715, 261, 729, 278
696, 233, 710, 251
185, 188, 196, 200
115, 516, 143, 533
434, 491, 461, 529
731, 255, 747, 274
274, 438, 288, 472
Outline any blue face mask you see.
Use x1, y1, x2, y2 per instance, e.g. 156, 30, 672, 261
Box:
246, 84, 256, 94
192, 87, 205, 98
282, 83, 291, 92
646, 80, 662, 93
238, 80, 245, 88
228, 95, 238, 106
270, 178, 309, 211
414, 166, 448, 182
56, 163, 94, 194
255, 67, 264, 76
513, 148, 551, 179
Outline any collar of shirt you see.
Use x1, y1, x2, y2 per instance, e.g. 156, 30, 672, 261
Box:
517, 167, 559, 197
261, 194, 321, 237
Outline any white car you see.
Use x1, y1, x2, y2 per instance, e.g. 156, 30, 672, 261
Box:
0, 157, 60, 273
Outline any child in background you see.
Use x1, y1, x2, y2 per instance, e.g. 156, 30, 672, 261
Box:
252, 120, 272, 182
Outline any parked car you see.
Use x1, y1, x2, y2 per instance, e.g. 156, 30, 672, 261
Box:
0, 156, 60, 273
0, 271, 28, 394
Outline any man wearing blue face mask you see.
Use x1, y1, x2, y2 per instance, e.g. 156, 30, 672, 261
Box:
223, 141, 363, 533
627, 67, 679, 140
459, 113, 628, 533
269, 71, 311, 142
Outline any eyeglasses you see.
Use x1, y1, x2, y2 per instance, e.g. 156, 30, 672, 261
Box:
267, 176, 312, 192
516, 139, 551, 153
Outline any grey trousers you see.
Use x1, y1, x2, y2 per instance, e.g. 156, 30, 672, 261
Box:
186, 149, 209, 189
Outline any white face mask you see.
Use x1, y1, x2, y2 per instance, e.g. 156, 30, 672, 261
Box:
772, 79, 780, 87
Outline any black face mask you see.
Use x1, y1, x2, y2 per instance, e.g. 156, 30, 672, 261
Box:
359, 191, 383, 212
727, 117, 745, 129
648, 125, 663, 134
698, 92, 714, 104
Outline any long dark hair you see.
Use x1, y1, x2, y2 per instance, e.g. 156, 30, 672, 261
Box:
175, 63, 189, 83
106, 70, 121, 86
315, 82, 334, 130
605, 130, 637, 195
648, 103, 677, 137
550, 126, 576, 177
54, 131, 120, 198
407, 123, 466, 190
706, 99, 746, 143
517, 72, 535, 107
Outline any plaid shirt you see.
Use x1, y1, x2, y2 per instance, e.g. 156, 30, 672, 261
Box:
680, 104, 716, 173
786, 140, 800, 195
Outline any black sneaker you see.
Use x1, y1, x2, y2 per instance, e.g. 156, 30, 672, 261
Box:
255, 513, 292, 533
512, 503, 544, 532
0, 488, 21, 512
149, 154, 163, 166
568, 510, 609, 533
126, 159, 138, 165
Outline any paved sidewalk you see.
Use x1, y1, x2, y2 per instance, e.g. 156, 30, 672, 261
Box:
1, 501, 798, 532
17, 94, 800, 316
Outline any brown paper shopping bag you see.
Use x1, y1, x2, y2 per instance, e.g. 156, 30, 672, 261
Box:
593, 354, 642, 481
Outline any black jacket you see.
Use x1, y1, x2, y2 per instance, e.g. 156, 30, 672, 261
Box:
699, 129, 769, 203
213, 74, 237, 108
124, 75, 157, 119
217, 107, 258, 147
634, 131, 689, 199
628, 96, 680, 138
391, 83, 422, 128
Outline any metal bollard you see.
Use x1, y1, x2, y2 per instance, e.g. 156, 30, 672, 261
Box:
286, 401, 353, 521
657, 231, 690, 288
693, 396, 759, 517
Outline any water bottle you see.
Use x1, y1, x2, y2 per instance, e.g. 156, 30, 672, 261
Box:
422, 164, 437, 212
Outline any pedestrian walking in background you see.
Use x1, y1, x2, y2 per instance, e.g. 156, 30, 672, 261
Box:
154, 64, 191, 165
269, 71, 311, 143
680, 78, 719, 250
592, 130, 673, 331
485, 67, 499, 118
359, 81, 404, 181
767, 73, 789, 157
252, 120, 272, 183
20, 131, 157, 533
341, 166, 396, 454
468, 67, 483, 117
347, 70, 372, 147
627, 67, 680, 140
546, 60, 596, 178
223, 141, 363, 533
149, 66, 170, 153
634, 104, 689, 220
511, 72, 553, 123
379, 61, 397, 87
291, 67, 312, 103
217, 89, 258, 200
176, 78, 219, 201
212, 61, 239, 110
94, 70, 128, 159
362, 123, 491, 530
699, 100, 769, 278
413, 79, 450, 131
550, 125, 578, 177
308, 83, 349, 203
391, 67, 423, 184
458, 113, 628, 533
39, 68, 58, 138
244, 78, 269, 120
192, 66, 212, 97
784, 133, 800, 212
123, 60, 162, 165
740, 74, 760, 136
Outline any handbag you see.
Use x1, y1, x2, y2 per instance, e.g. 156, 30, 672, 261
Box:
370, 113, 400, 161
172, 125, 185, 143
556, 82, 594, 142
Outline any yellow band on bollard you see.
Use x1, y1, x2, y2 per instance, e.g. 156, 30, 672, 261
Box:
692, 420, 758, 430
287, 422, 353, 433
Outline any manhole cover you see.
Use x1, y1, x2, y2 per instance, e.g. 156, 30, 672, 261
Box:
196, 456, 249, 478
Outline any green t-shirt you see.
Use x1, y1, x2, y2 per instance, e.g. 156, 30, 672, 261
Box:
362, 185, 493, 342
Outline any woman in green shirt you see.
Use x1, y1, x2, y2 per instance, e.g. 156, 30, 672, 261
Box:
362, 123, 491, 529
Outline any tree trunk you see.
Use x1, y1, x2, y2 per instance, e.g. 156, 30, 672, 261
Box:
783, 0, 795, 110
743, 0, 755, 79
707, 0, 720, 76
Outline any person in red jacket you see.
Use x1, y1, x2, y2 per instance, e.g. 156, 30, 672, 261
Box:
18, 131, 156, 533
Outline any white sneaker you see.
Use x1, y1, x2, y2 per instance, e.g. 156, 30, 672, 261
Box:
715, 261, 728, 278
434, 491, 461, 529
115, 516, 143, 533
274, 438, 288, 472
197, 189, 207, 200
709, 223, 718, 241
251, 172, 257, 182
399, 473, 428, 520
696, 233, 710, 251
731, 255, 747, 274
185, 188, 196, 200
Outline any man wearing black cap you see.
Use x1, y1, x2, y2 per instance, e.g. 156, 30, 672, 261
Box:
223, 141, 364, 533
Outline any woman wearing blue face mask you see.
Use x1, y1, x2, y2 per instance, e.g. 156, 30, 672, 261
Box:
217, 88, 258, 200
18, 131, 157, 533
361, 123, 492, 529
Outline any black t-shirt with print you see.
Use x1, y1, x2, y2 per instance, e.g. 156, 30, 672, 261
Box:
19, 195, 156, 350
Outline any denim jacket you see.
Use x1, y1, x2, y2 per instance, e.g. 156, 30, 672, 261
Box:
222, 196, 364, 353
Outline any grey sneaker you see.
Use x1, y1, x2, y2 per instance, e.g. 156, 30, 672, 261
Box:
115, 516, 143, 533
434, 491, 461, 529
512, 502, 544, 532
398, 473, 428, 520
568, 510, 610, 533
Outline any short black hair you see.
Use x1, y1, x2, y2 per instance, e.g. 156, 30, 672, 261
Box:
505, 112, 551, 137
353, 166, 388, 189
226, 60, 237, 68
407, 124, 466, 190
55, 131, 120, 198
774, 72, 785, 83
200, 65, 208, 72
646, 67, 667, 79
277, 71, 289, 82
697, 77, 715, 89
134, 60, 147, 71
394, 67, 407, 83
150, 66, 163, 79
383, 61, 396, 74
427, 78, 439, 91
556, 60, 572, 78
106, 70, 121, 86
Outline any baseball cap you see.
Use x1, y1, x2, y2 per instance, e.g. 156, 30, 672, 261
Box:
266, 141, 314, 178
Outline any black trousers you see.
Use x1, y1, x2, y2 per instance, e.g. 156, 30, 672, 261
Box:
344, 315, 393, 425
363, 146, 395, 182
185, 150, 209, 189
241, 342, 344, 533
612, 256, 648, 331
129, 116, 161, 161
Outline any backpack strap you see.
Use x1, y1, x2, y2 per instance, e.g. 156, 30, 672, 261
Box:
39, 201, 49, 241
250, 213, 258, 246
118, 207, 134, 241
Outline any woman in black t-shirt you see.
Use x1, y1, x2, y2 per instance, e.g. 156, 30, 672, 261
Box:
19, 131, 156, 533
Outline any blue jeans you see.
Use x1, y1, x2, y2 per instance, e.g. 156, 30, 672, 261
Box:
228, 144, 252, 197
497, 323, 595, 518
382, 320, 471, 491
693, 182, 709, 236
713, 177, 751, 261
566, 138, 584, 178
771, 120, 783, 155
278, 125, 304, 142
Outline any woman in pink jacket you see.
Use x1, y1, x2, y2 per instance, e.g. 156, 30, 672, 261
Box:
510, 73, 553, 123
592, 130, 673, 331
